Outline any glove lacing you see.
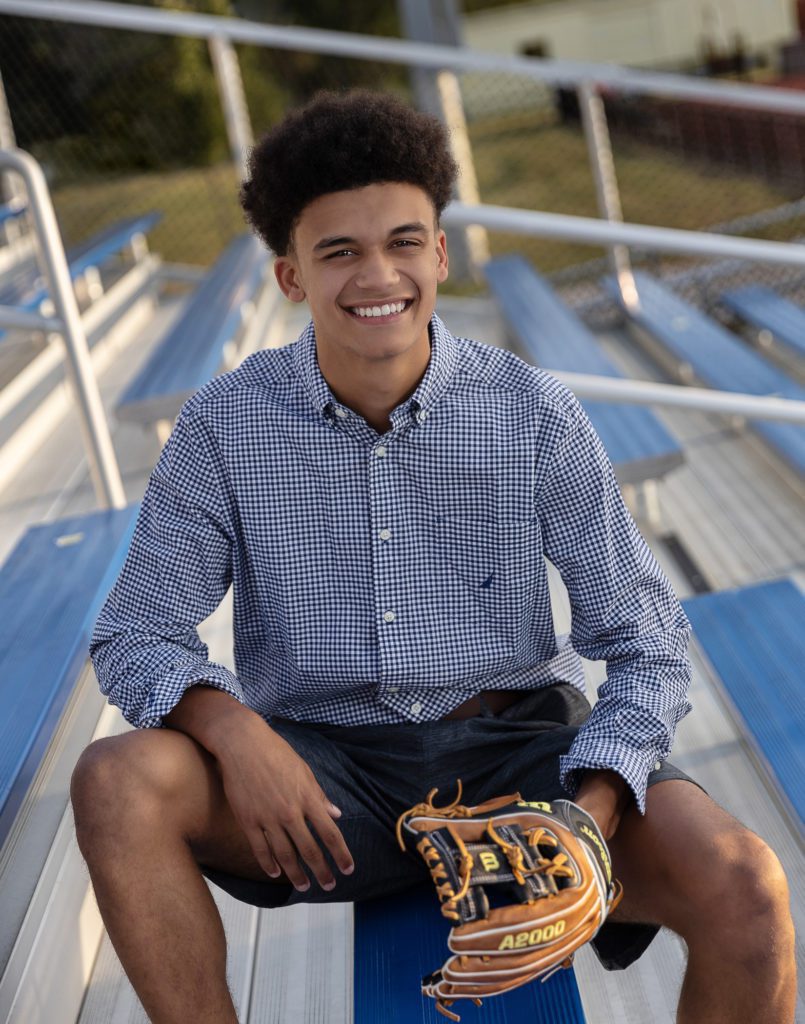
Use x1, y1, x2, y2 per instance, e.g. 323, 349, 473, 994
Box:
486, 819, 575, 892
396, 780, 476, 921
396, 781, 577, 921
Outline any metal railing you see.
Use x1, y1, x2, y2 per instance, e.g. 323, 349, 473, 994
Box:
1, 0, 804, 437
4, 0, 805, 115
0, 148, 126, 508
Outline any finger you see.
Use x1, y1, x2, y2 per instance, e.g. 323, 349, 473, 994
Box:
288, 820, 339, 891
245, 826, 282, 880
263, 826, 311, 892
310, 809, 355, 876
259, 829, 282, 878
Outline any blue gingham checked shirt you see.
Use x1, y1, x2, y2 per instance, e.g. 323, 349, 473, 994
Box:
91, 314, 692, 810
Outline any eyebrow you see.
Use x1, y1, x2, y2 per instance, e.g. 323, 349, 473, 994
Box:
313, 221, 429, 252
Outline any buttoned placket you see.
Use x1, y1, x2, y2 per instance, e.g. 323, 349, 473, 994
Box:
372, 438, 396, 655
370, 406, 433, 717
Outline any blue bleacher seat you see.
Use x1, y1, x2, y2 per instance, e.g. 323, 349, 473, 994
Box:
682, 578, 804, 831
354, 884, 586, 1022
116, 233, 268, 427
609, 271, 805, 476
0, 211, 161, 339
720, 284, 805, 361
61, 212, 161, 278
0, 199, 26, 229
0, 505, 139, 848
486, 255, 683, 486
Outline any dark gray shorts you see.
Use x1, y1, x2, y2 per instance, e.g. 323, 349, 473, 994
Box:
199, 683, 700, 971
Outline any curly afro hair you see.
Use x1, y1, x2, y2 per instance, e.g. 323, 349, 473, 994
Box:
240, 89, 459, 255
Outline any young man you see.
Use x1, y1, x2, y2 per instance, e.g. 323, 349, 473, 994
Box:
71, 91, 795, 1024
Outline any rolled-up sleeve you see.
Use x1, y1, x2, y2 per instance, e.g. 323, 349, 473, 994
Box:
537, 396, 692, 813
90, 407, 244, 728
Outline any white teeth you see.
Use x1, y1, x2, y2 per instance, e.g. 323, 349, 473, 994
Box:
351, 301, 407, 318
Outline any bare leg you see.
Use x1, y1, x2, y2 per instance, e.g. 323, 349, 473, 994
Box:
71, 730, 278, 1024
607, 781, 796, 1024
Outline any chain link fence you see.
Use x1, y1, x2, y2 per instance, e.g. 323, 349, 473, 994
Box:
2, 2, 805, 312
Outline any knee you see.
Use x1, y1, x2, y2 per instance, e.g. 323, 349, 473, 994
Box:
70, 732, 191, 844
693, 831, 794, 961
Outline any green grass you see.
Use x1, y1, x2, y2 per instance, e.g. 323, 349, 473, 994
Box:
52, 161, 247, 268
468, 110, 796, 274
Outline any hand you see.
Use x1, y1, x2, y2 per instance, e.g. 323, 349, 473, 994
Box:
211, 711, 355, 893
574, 769, 631, 841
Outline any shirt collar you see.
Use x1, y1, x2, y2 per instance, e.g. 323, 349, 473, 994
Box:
291, 312, 459, 424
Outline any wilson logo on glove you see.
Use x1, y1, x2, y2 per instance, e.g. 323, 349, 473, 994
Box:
396, 781, 623, 1022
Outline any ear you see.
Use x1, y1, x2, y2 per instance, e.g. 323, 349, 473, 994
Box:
435, 228, 449, 284
274, 256, 306, 303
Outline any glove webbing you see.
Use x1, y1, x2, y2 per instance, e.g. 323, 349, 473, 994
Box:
397, 784, 576, 925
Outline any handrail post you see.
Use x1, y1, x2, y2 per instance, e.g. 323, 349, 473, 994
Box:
208, 33, 253, 176
435, 69, 491, 280
0, 148, 126, 509
577, 80, 636, 304
0, 69, 24, 232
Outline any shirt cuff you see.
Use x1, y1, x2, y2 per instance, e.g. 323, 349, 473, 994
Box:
137, 662, 244, 729
559, 746, 659, 815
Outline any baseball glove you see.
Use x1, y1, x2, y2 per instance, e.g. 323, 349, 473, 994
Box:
396, 781, 623, 1021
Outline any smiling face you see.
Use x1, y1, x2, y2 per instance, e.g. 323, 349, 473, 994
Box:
274, 182, 449, 385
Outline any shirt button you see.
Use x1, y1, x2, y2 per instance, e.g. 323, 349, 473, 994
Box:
335, 407, 348, 419
375, 445, 387, 458
379, 528, 392, 541
410, 702, 422, 714
383, 610, 396, 623
654, 761, 662, 771
417, 409, 427, 423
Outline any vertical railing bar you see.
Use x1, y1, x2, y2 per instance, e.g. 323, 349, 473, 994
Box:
577, 80, 637, 306
0, 147, 126, 509
208, 33, 254, 177
435, 69, 491, 280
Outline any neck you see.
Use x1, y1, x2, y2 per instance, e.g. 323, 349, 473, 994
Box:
317, 336, 432, 435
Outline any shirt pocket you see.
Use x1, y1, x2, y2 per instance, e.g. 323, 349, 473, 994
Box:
434, 516, 543, 626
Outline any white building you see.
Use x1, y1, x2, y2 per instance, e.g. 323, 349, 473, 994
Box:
462, 0, 797, 70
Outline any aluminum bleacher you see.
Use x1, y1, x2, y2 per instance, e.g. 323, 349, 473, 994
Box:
609, 271, 805, 476
116, 233, 272, 440
682, 577, 805, 833
721, 284, 805, 363
0, 506, 139, 851
1, 3, 804, 1022
486, 255, 684, 486
354, 885, 586, 1023
0, 212, 161, 342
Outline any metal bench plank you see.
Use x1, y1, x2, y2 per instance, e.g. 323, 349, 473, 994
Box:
66, 212, 162, 276
722, 285, 805, 360
611, 272, 805, 475
682, 578, 805, 828
354, 885, 585, 1023
486, 256, 683, 485
0, 201, 26, 227
0, 505, 139, 846
0, 212, 161, 321
116, 234, 267, 422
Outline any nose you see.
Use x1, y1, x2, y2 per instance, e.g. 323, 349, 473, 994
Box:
354, 249, 400, 292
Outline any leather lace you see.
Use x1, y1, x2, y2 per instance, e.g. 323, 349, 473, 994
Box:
397, 780, 576, 920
